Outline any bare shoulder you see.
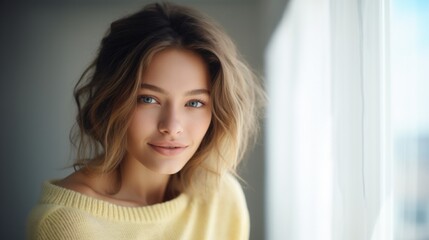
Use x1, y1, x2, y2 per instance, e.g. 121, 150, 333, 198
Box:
55, 171, 100, 197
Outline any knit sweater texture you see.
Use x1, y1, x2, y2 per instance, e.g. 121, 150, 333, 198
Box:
27, 175, 249, 240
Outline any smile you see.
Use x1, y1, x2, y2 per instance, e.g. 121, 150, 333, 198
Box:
148, 143, 188, 156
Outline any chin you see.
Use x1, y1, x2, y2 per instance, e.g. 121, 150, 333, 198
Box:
149, 162, 188, 175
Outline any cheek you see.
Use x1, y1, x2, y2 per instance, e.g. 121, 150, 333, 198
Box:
187, 111, 212, 140
127, 109, 158, 140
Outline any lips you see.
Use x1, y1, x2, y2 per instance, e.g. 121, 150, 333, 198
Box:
148, 142, 188, 156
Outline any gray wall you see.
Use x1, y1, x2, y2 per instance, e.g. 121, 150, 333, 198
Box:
0, 1, 287, 239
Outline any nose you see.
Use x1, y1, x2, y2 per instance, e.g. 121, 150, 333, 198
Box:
158, 105, 184, 136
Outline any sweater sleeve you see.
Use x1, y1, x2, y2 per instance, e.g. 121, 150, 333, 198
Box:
27, 205, 92, 240
218, 174, 250, 240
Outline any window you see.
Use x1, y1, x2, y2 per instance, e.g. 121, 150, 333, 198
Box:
265, 0, 429, 239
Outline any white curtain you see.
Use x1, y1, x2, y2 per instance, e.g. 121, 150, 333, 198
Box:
266, 0, 429, 238
265, 0, 393, 239
265, 0, 333, 239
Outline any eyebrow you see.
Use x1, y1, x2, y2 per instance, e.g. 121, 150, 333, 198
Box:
140, 83, 210, 96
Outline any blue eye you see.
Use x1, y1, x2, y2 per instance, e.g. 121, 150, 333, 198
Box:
138, 96, 157, 104
186, 100, 204, 108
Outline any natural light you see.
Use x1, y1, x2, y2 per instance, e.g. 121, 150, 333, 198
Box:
265, 0, 429, 239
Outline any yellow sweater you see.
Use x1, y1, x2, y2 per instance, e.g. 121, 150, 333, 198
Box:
27, 175, 249, 240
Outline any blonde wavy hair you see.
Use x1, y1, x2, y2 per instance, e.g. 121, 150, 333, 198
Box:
71, 2, 264, 195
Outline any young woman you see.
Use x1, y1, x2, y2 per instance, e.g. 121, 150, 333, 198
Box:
27, 2, 264, 239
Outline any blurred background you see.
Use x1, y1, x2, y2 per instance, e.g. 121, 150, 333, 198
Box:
1, 0, 428, 239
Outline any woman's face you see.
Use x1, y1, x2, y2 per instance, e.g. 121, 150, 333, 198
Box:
126, 48, 212, 174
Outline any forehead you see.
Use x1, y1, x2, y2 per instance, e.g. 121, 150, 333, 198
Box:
140, 48, 210, 91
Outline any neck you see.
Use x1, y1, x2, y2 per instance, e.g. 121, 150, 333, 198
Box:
112, 156, 171, 206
